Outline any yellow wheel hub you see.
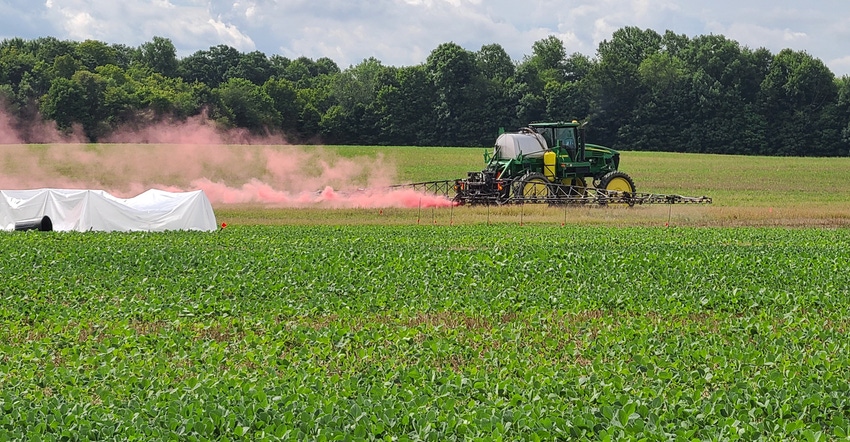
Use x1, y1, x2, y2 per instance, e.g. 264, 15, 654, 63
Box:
522, 178, 549, 198
605, 177, 634, 193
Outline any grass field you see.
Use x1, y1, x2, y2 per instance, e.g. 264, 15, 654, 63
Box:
4, 143, 849, 226
319, 145, 850, 207
216, 146, 850, 228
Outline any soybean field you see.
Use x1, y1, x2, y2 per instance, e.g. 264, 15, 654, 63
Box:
2, 225, 849, 440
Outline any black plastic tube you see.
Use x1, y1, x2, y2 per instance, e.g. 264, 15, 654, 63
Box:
14, 215, 53, 232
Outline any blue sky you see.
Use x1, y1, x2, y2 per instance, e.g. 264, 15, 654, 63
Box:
3, 0, 849, 76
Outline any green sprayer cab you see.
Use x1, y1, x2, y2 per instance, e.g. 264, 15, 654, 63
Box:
454, 121, 637, 204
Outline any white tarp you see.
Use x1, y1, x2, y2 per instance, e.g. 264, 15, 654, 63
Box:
493, 133, 549, 160
1, 188, 217, 232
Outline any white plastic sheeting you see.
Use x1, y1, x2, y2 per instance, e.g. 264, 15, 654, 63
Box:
1, 189, 217, 232
493, 133, 549, 160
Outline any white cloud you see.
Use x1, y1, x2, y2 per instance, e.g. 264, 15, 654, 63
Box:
41, 0, 255, 53
151, 0, 175, 9
830, 56, 850, 78
44, 1, 103, 41
782, 30, 807, 43
5, 0, 847, 76
206, 17, 255, 52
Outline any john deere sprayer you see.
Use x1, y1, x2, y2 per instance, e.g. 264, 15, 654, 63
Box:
392, 120, 711, 206
451, 121, 711, 206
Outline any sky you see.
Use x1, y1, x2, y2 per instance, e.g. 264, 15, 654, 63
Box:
2, 0, 849, 77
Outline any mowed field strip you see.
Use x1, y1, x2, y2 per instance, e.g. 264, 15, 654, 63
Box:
3, 144, 849, 226
217, 146, 850, 227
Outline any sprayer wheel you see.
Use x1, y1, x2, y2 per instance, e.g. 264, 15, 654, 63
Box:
515, 172, 551, 202
598, 171, 636, 206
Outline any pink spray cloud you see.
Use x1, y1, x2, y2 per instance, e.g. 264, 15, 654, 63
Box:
0, 106, 87, 144
0, 109, 23, 144
0, 107, 455, 208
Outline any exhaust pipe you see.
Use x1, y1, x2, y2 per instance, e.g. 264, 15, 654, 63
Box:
15, 215, 53, 232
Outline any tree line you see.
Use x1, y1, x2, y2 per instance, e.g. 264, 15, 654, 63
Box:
1, 28, 849, 156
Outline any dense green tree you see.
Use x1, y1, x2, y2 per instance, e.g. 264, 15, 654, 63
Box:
320, 57, 388, 144
22, 61, 52, 99
207, 45, 242, 85
0, 38, 27, 54
476, 44, 515, 83
678, 34, 771, 127
282, 58, 312, 85
514, 40, 596, 128
660, 31, 690, 57
474, 44, 518, 134
589, 27, 664, 149
283, 56, 340, 87
298, 102, 321, 138
837, 76, 850, 154
426, 42, 489, 145
320, 101, 381, 145
214, 77, 280, 132
514, 59, 544, 99
0, 84, 17, 114
53, 54, 81, 79
263, 77, 300, 133
332, 57, 386, 110
1, 33, 848, 153
760, 49, 838, 156
318, 104, 351, 143
138, 37, 178, 77
129, 67, 200, 118
597, 27, 662, 66
564, 52, 594, 83
527, 36, 568, 85
73, 70, 111, 138
587, 53, 643, 149
41, 76, 87, 131
268, 55, 291, 77
515, 92, 546, 126
545, 80, 591, 124
30, 37, 77, 65
679, 37, 769, 154
14, 71, 37, 108
111, 44, 138, 69
0, 45, 37, 90
0, 45, 40, 118
75, 40, 118, 71
177, 44, 241, 88
375, 65, 437, 145
94, 65, 141, 128
296, 75, 335, 116
177, 49, 215, 85
226, 50, 273, 85
315, 57, 341, 76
